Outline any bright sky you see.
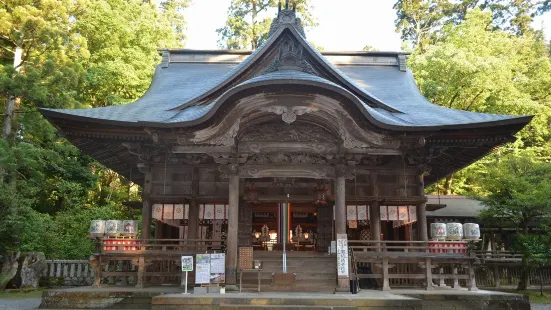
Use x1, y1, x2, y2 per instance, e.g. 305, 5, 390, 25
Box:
184, 0, 551, 51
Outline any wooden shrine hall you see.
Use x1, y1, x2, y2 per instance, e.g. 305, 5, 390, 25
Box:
40, 2, 531, 291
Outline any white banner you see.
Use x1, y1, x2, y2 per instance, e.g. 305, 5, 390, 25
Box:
203, 204, 215, 219
163, 204, 174, 220
380, 205, 388, 221
346, 205, 357, 220
185, 204, 190, 220
408, 206, 417, 221
214, 204, 226, 220
152, 204, 163, 220
357, 205, 368, 221
388, 206, 398, 221
398, 206, 409, 221
174, 204, 184, 220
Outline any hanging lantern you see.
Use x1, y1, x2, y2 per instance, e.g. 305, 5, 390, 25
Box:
244, 183, 260, 205
303, 232, 310, 240
313, 183, 327, 206
254, 231, 261, 239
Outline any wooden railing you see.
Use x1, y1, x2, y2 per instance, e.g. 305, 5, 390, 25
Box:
473, 250, 523, 263
91, 238, 225, 288
348, 240, 477, 291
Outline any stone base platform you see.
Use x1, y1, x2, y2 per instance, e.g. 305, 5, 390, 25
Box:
39, 286, 530, 310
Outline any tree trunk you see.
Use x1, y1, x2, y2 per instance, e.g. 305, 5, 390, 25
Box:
2, 47, 23, 141
517, 223, 530, 290
517, 257, 529, 290
251, 1, 257, 49
443, 174, 453, 195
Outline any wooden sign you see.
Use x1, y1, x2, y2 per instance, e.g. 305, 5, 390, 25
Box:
336, 234, 349, 278
239, 247, 253, 270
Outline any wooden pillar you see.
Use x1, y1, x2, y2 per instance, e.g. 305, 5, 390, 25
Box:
416, 173, 428, 242
370, 201, 381, 243
370, 173, 381, 246
187, 167, 200, 242
334, 165, 346, 236
225, 164, 239, 286
417, 203, 428, 241
141, 169, 153, 240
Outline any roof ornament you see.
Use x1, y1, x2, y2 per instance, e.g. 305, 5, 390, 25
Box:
269, 0, 305, 37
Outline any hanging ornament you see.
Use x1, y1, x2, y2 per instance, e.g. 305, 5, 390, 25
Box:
244, 183, 260, 205
312, 182, 328, 206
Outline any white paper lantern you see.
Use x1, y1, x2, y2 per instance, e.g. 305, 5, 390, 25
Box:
430, 223, 447, 241
89, 220, 105, 238
463, 223, 480, 240
446, 223, 464, 240
121, 220, 138, 237
105, 220, 122, 237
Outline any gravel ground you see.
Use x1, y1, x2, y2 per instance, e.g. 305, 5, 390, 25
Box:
0, 298, 41, 310
533, 304, 551, 310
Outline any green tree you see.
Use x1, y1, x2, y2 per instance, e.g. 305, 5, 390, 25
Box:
393, 0, 551, 49
476, 154, 551, 290
408, 10, 551, 194
217, 0, 317, 50
0, 0, 187, 258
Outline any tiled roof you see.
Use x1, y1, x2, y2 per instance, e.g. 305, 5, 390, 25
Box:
40, 25, 530, 131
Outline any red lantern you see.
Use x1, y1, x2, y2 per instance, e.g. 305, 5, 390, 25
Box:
244, 184, 260, 205
313, 183, 327, 206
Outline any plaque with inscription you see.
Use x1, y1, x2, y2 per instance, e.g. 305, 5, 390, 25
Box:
239, 247, 254, 270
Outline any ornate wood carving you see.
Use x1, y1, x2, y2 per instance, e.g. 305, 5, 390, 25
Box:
239, 122, 336, 143
268, 3, 305, 37
246, 153, 327, 165
239, 165, 333, 179
260, 105, 318, 124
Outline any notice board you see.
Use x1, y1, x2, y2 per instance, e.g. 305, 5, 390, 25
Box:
194, 253, 226, 284
195, 254, 211, 284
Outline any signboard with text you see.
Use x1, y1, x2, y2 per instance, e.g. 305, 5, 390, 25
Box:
336, 234, 349, 278
181, 256, 193, 272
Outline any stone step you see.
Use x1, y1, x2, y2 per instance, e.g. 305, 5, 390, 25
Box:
220, 305, 356, 310
238, 279, 337, 292
240, 272, 336, 281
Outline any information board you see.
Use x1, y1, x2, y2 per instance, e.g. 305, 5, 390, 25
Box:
181, 256, 193, 272
336, 234, 349, 278
195, 254, 211, 284
210, 253, 225, 283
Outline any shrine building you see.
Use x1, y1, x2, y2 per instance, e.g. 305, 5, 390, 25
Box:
40, 3, 531, 290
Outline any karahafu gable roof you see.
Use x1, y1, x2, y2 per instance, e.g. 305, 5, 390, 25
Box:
39, 4, 531, 132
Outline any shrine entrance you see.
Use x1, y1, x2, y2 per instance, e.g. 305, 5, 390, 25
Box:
250, 202, 320, 252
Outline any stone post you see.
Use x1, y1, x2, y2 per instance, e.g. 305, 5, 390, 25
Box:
225, 164, 239, 288
334, 164, 347, 236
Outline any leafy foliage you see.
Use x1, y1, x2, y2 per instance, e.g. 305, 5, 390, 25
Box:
405, 9, 551, 195
0, 0, 187, 258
